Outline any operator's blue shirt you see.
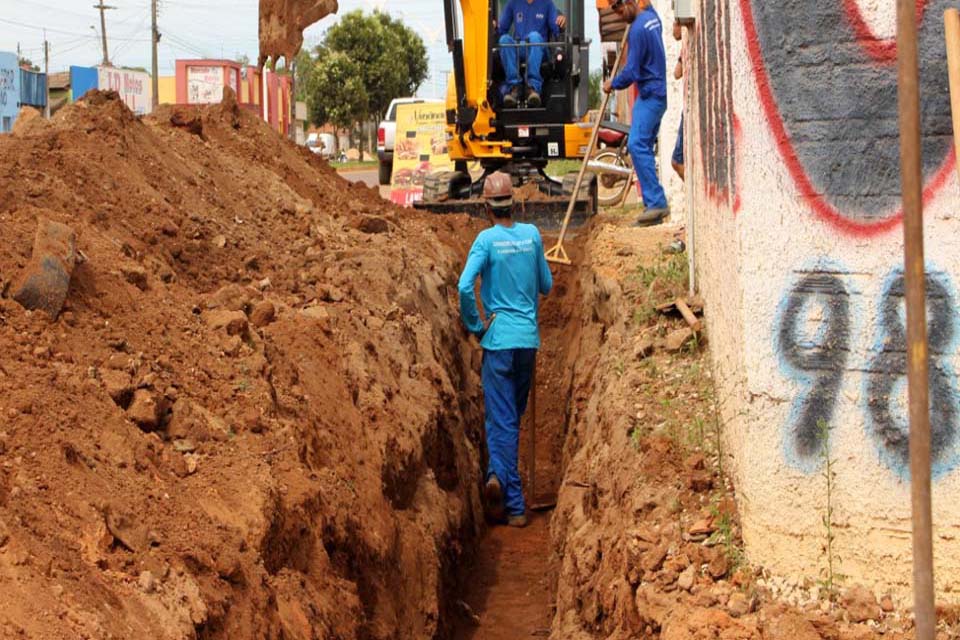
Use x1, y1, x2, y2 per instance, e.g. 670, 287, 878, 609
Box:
458, 222, 553, 350
611, 4, 667, 99
498, 0, 561, 41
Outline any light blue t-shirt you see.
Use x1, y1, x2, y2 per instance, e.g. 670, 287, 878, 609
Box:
458, 222, 553, 350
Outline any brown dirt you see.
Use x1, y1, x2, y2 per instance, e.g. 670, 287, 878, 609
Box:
0, 90, 488, 639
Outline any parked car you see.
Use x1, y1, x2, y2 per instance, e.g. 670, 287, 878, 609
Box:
305, 132, 336, 159
377, 97, 442, 185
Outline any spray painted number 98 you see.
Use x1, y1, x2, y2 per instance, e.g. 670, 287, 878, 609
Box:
777, 269, 958, 476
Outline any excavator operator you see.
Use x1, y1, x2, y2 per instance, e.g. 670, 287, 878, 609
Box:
497, 0, 568, 108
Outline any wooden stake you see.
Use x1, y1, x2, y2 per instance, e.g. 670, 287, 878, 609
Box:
545, 26, 631, 266
899, 4, 935, 638
675, 298, 702, 332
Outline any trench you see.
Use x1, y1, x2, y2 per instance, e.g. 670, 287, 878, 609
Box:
451, 235, 589, 639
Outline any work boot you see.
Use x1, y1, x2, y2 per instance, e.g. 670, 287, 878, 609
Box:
507, 512, 529, 528
633, 206, 670, 227
484, 475, 505, 523
526, 88, 542, 108
503, 85, 521, 108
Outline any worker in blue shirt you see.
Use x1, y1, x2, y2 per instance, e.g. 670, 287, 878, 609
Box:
498, 0, 567, 108
602, 0, 669, 224
458, 171, 553, 527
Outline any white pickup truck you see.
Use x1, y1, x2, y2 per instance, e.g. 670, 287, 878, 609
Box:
377, 97, 443, 185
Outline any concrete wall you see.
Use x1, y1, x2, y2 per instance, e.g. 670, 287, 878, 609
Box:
688, 0, 960, 599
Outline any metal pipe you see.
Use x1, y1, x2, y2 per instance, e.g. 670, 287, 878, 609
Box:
897, 3, 935, 638
586, 159, 633, 177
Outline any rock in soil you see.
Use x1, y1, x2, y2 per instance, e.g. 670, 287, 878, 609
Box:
12, 217, 77, 319
126, 389, 161, 429
842, 584, 881, 623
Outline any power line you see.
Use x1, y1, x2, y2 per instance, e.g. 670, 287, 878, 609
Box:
0, 17, 150, 41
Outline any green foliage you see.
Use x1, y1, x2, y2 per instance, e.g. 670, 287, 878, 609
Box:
303, 51, 369, 132
706, 502, 745, 570
375, 12, 429, 98
18, 57, 39, 72
317, 10, 429, 122
588, 68, 602, 110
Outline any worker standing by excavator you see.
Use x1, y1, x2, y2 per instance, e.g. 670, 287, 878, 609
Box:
602, 0, 670, 225
458, 172, 553, 528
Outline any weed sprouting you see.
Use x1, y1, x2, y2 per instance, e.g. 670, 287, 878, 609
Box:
817, 418, 845, 601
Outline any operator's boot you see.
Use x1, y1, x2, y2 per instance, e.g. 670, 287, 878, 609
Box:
633, 206, 669, 226
484, 475, 506, 523
504, 85, 521, 109
526, 88, 541, 108
507, 512, 529, 528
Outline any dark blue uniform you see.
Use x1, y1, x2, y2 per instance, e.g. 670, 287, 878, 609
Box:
612, 4, 668, 210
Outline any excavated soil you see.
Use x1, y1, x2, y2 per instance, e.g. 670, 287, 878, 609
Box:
1, 88, 949, 640
0, 90, 489, 639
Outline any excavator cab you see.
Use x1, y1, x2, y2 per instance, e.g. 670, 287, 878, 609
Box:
415, 0, 599, 228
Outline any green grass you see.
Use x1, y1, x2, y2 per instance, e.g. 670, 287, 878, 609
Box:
546, 159, 586, 176
333, 160, 379, 171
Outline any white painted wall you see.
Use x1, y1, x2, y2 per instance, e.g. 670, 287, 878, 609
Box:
688, 0, 960, 601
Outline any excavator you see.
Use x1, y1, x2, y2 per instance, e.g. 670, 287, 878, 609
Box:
259, 0, 627, 228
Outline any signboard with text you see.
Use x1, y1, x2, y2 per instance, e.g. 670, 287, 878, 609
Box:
187, 66, 225, 104
98, 67, 152, 115
389, 101, 452, 207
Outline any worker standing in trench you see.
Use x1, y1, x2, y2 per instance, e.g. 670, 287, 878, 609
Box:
458, 172, 553, 528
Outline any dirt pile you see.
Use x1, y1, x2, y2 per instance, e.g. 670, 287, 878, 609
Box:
0, 90, 485, 638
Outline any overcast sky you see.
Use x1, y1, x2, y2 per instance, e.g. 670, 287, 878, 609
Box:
0, 0, 607, 100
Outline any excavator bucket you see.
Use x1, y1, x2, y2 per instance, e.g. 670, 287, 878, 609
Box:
258, 0, 339, 66
414, 172, 599, 231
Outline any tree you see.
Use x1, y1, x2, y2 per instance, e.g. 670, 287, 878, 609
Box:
321, 10, 428, 120
298, 9, 428, 158
375, 12, 428, 98
305, 51, 368, 157
19, 58, 39, 72
589, 69, 603, 110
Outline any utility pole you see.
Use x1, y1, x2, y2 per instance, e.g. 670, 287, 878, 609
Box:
93, 0, 115, 67
43, 35, 50, 119
151, 0, 159, 109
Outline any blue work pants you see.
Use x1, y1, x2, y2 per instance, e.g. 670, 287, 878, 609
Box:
499, 32, 545, 94
482, 348, 537, 516
628, 95, 668, 210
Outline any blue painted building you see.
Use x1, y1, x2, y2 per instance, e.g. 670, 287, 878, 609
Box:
0, 52, 20, 133
0, 51, 48, 133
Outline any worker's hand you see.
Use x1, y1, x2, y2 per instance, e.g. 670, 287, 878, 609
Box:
674, 58, 683, 80
556, 14, 567, 30
602, 79, 614, 94
673, 21, 682, 41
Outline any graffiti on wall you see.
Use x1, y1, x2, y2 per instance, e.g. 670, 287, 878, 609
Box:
740, 0, 955, 235
776, 266, 960, 478
693, 0, 738, 209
